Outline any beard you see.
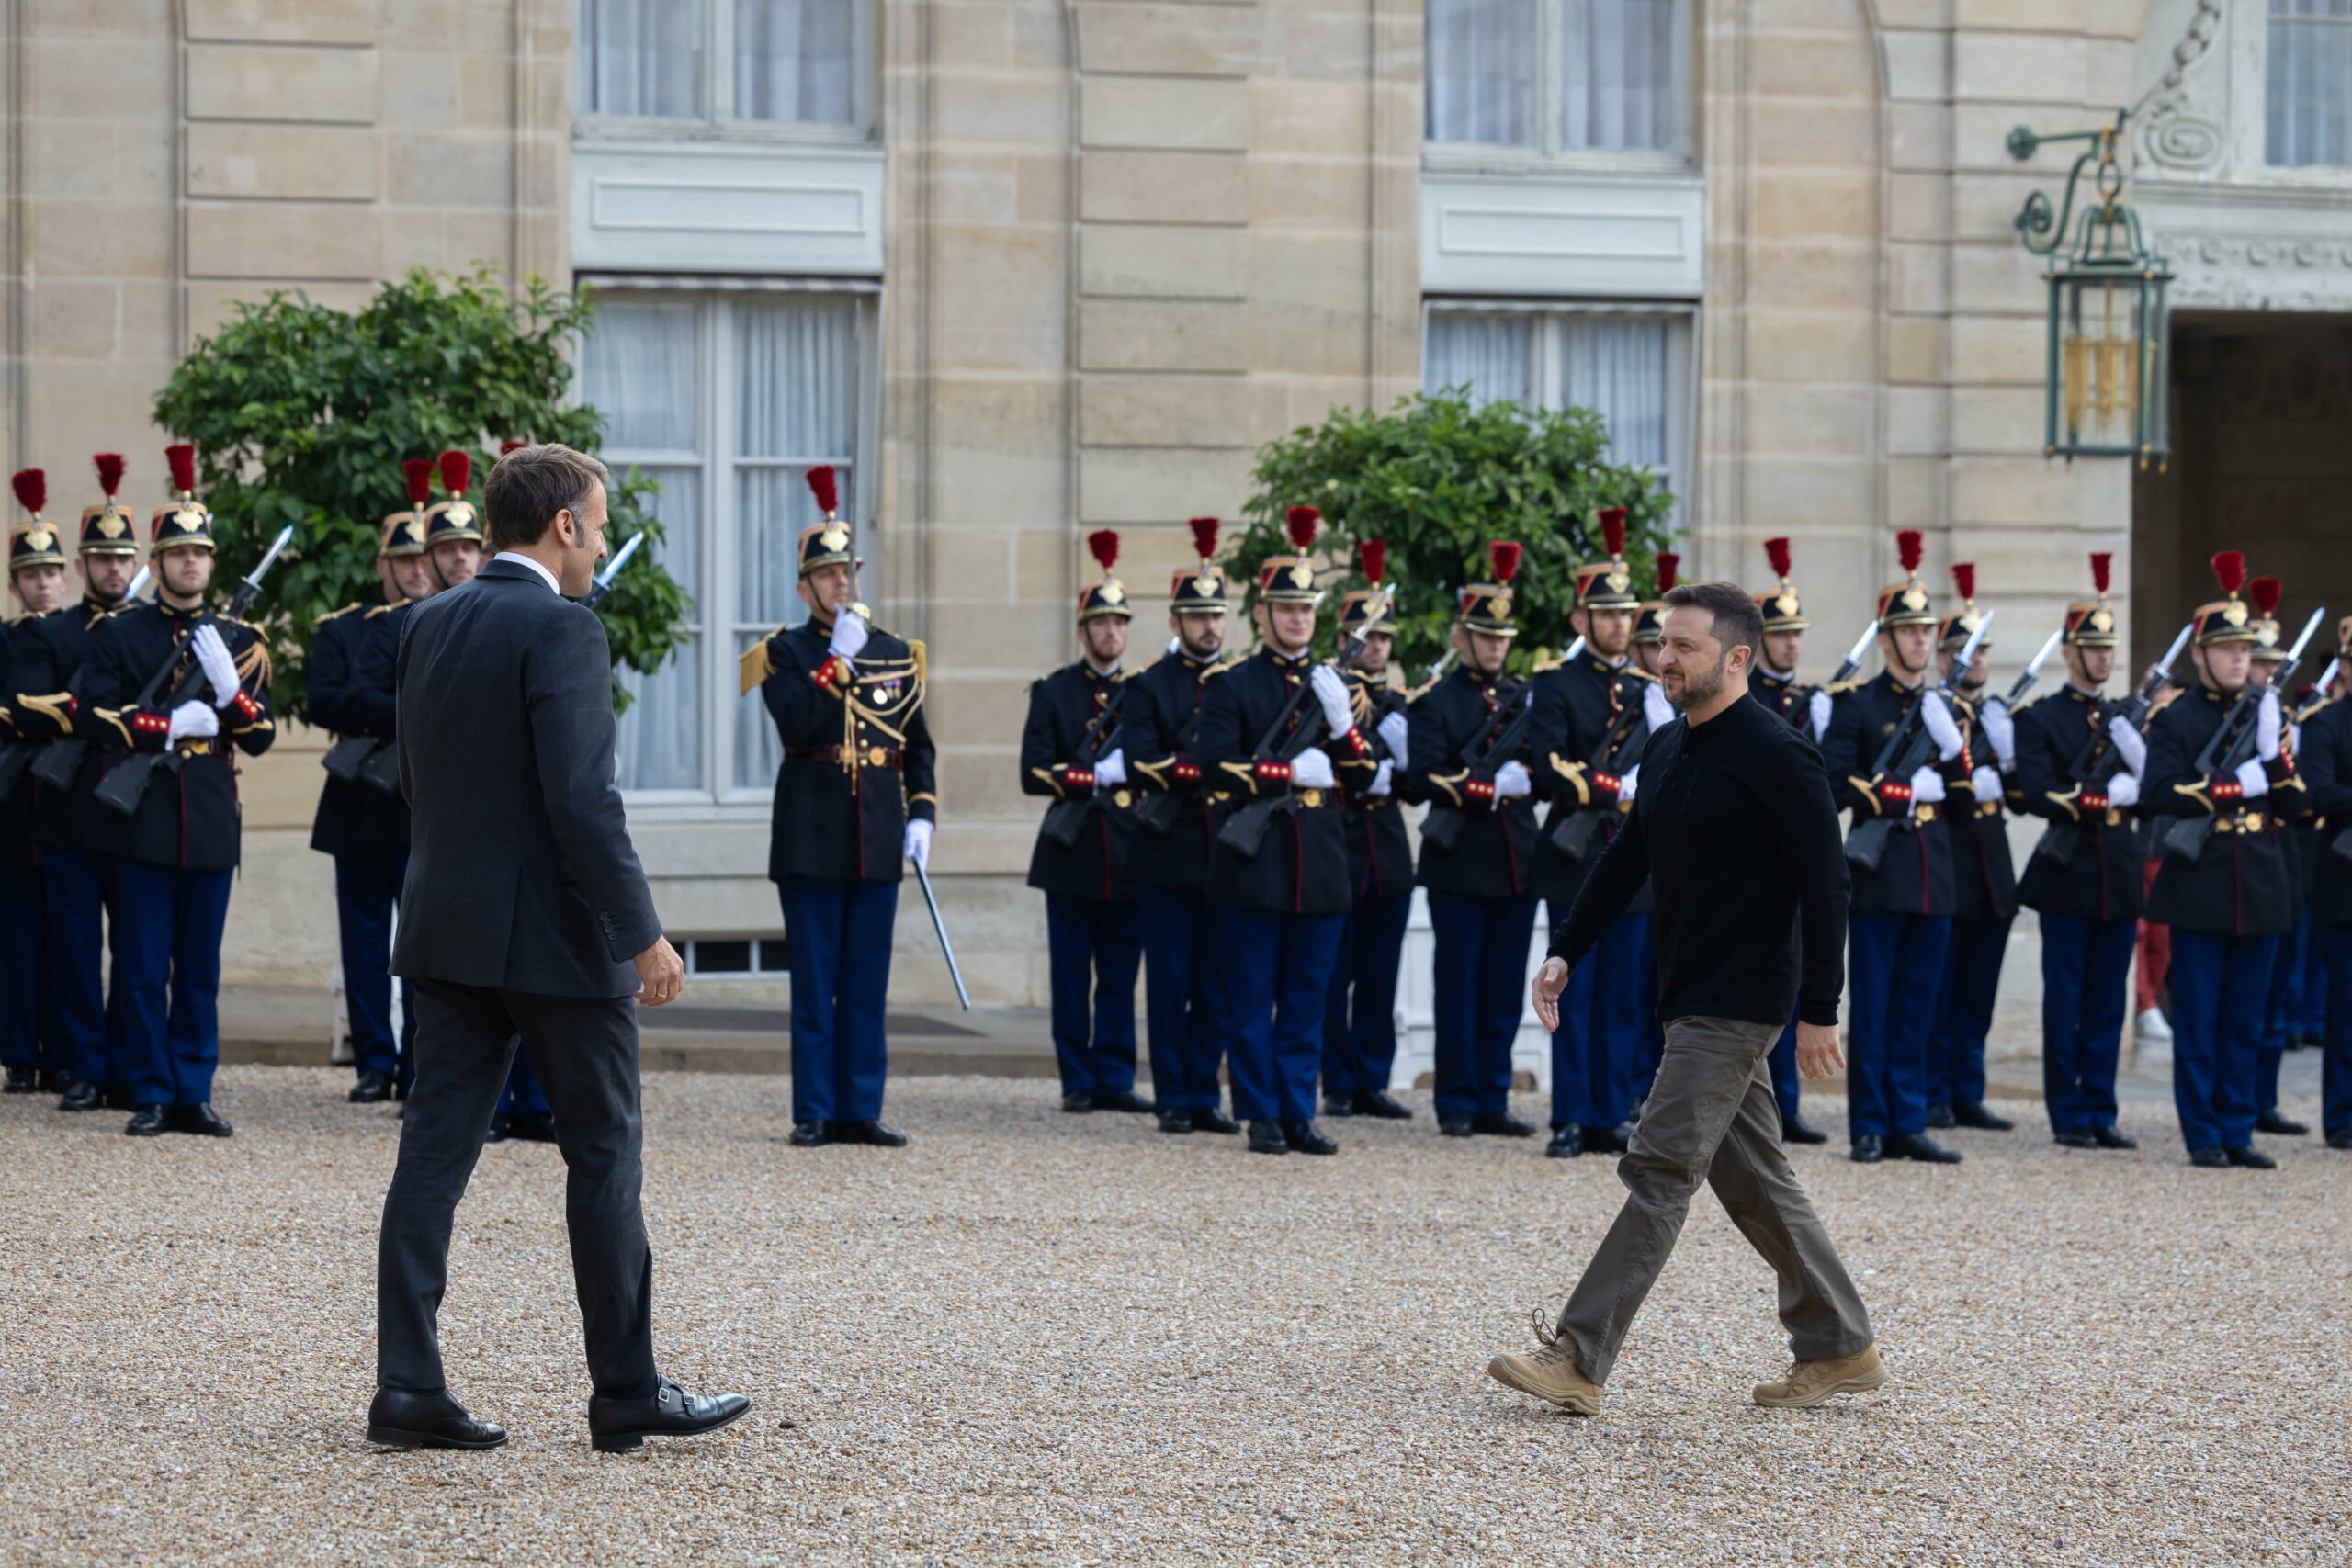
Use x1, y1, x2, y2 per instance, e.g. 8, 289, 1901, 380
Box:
1668, 649, 1728, 711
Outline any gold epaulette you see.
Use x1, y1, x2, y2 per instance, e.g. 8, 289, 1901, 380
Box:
1623, 666, 1660, 684
2294, 693, 2335, 724
2010, 692, 2047, 714
909, 637, 926, 691
316, 602, 362, 626
737, 623, 787, 696
363, 601, 402, 619
1824, 678, 1864, 694
234, 636, 272, 687
1530, 650, 1566, 674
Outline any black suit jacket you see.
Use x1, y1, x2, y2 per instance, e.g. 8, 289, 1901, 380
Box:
391, 560, 662, 998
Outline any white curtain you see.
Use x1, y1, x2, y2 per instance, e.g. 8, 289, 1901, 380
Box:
2267, 0, 2352, 167
1424, 311, 1533, 404
1426, 0, 1539, 146
1552, 316, 1668, 469
1561, 0, 1678, 150
579, 0, 703, 118
583, 299, 700, 451
614, 468, 705, 792
737, 0, 857, 123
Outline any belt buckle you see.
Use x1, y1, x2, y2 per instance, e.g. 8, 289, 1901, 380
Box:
2244, 810, 2264, 832
1112, 788, 1133, 808
1297, 788, 1324, 808
867, 745, 888, 767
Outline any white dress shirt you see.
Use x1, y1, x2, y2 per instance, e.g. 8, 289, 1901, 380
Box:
492, 550, 560, 595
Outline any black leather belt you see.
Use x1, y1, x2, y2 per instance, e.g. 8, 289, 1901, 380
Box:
786, 743, 902, 768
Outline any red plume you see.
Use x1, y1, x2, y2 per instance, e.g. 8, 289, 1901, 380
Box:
2088, 552, 2111, 594
164, 443, 198, 496
436, 449, 471, 498
1656, 552, 1679, 594
1764, 536, 1792, 581
2210, 549, 2245, 595
500, 439, 528, 456
1359, 539, 1387, 586
1489, 540, 1523, 584
403, 458, 435, 507
1188, 516, 1219, 561
2250, 576, 2282, 617
1951, 562, 1976, 603
93, 453, 126, 499
806, 464, 838, 516
1896, 529, 1924, 574
1598, 506, 1626, 559
1284, 505, 1320, 551
1087, 529, 1120, 573
11, 468, 45, 514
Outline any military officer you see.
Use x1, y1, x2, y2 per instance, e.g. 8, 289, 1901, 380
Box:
2139, 550, 2302, 1168
1320, 541, 1415, 1122
1023, 530, 1149, 1115
1124, 518, 1240, 1135
1819, 529, 1972, 1166
2245, 580, 2314, 1138
2, 469, 70, 1091
1197, 505, 1376, 1156
421, 450, 484, 590
2010, 552, 2143, 1151
1529, 512, 1668, 1157
69, 446, 276, 1136
1926, 565, 2018, 1134
2291, 626, 2352, 1152
1402, 542, 1541, 1142
1628, 557, 1672, 680
1749, 537, 1829, 1144
745, 465, 934, 1149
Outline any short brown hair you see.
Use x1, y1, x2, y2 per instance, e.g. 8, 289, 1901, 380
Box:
483, 443, 608, 551
1663, 581, 1764, 658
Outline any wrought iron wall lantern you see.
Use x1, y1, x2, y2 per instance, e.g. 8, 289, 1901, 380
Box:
2008, 111, 2174, 468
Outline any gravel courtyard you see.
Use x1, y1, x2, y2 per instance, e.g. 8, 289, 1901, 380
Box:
1, 1066, 2345, 1567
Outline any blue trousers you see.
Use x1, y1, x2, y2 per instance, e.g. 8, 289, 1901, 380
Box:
499, 1050, 549, 1117
1136, 887, 1226, 1111
0, 863, 54, 1071
334, 852, 414, 1079
1323, 891, 1412, 1098
1428, 891, 1537, 1121
2167, 931, 2279, 1152
779, 877, 899, 1124
1847, 912, 1953, 1140
1221, 909, 1343, 1122
2296, 920, 2330, 1038
1044, 894, 1142, 1098
1770, 1018, 1802, 1123
2322, 926, 2352, 1138
2037, 912, 2134, 1134
111, 862, 233, 1109
1931, 914, 2011, 1109
1546, 904, 1651, 1132
40, 849, 120, 1086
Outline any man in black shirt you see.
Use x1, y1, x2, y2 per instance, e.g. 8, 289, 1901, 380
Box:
1748, 537, 1829, 1144
1488, 581, 1880, 1417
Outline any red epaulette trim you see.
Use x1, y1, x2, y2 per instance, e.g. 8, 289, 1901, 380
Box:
2211, 776, 2244, 801
1173, 761, 1200, 784
2080, 793, 2109, 812
1879, 779, 1914, 804
131, 710, 169, 736
1255, 761, 1291, 783
230, 691, 261, 724
1066, 768, 1096, 790
1338, 727, 1368, 759
1594, 771, 1623, 795
1464, 777, 1496, 801
812, 655, 844, 690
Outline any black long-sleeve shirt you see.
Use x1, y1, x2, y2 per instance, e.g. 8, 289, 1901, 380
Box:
1548, 689, 1849, 1029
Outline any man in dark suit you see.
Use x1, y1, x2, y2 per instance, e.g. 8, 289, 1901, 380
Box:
371, 442, 748, 1455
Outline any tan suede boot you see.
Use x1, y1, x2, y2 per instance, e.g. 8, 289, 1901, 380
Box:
1752, 1344, 1888, 1408
1486, 1314, 1602, 1416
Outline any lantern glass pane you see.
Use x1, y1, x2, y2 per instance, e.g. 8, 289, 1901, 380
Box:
2052, 269, 2148, 457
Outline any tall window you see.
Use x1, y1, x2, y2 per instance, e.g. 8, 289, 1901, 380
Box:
579, 0, 862, 128
1427, 0, 1687, 155
582, 289, 875, 802
2267, 0, 2352, 167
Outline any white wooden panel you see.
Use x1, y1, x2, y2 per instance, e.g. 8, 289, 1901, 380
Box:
573, 141, 887, 276
1421, 170, 1704, 300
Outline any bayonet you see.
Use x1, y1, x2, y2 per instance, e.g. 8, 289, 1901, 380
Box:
2002, 627, 2063, 708
1827, 617, 1878, 688
580, 530, 644, 611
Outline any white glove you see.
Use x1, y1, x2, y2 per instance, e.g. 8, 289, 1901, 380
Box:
1971, 765, 2003, 803
1618, 764, 1641, 805
903, 818, 933, 868
828, 608, 868, 661
2234, 757, 2270, 799
1920, 691, 1963, 761
1907, 763, 1946, 805
2256, 688, 2281, 761
1640, 682, 1674, 733
1376, 710, 1409, 761
1492, 760, 1532, 798
1808, 688, 1832, 743
166, 700, 219, 744
1091, 748, 1126, 788
2108, 715, 2147, 776
1981, 699, 2017, 770
1310, 664, 1354, 738
191, 624, 241, 707
1367, 758, 1395, 797
1290, 747, 1335, 789
2105, 773, 2140, 809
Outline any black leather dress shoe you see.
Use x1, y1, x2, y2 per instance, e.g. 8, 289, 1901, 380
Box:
125, 1105, 169, 1137
368, 1387, 509, 1450
1353, 1089, 1412, 1120
833, 1119, 909, 1147
169, 1102, 234, 1137
2052, 1130, 2097, 1149
1471, 1111, 1536, 1138
787, 1121, 829, 1147
2254, 1110, 2309, 1136
1952, 1100, 2015, 1132
586, 1378, 751, 1455
1156, 1108, 1194, 1134
1438, 1114, 1475, 1137
2093, 1125, 2137, 1150
1320, 1095, 1358, 1118
1884, 1133, 1961, 1164
1246, 1120, 1289, 1155
1282, 1119, 1338, 1156
1849, 1135, 1884, 1164
1191, 1106, 1240, 1134
1060, 1091, 1095, 1113
503, 1111, 558, 1143
348, 1071, 394, 1104
3, 1066, 35, 1094
1545, 1125, 1584, 1158
2325, 1129, 2352, 1151
1924, 1101, 1955, 1130
2188, 1145, 2229, 1168
1093, 1088, 1156, 1114
58, 1079, 105, 1112
1780, 1113, 1828, 1145
2223, 1145, 2277, 1169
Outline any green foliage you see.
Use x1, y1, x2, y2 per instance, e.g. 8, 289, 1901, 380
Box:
150, 266, 692, 720
1228, 390, 1675, 678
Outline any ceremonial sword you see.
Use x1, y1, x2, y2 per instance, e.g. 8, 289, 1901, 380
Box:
912, 859, 970, 1010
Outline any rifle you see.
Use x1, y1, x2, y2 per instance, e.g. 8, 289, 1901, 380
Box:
2162, 607, 2325, 864
1216, 637, 1374, 857
1997, 628, 2064, 711
17, 587, 153, 798
96, 525, 296, 818
1546, 670, 1657, 863
1133, 660, 1219, 837
1040, 675, 1132, 850
1416, 641, 1563, 854
1844, 611, 1994, 872
2029, 621, 2190, 871
578, 530, 643, 612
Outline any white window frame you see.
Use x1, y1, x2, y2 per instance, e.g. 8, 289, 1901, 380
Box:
574, 0, 877, 146
1421, 0, 1696, 175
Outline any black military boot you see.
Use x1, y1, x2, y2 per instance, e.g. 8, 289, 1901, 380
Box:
1246, 1120, 1289, 1155
2254, 1110, 2308, 1136
1281, 1120, 1338, 1156
125, 1105, 169, 1136
1883, 1133, 1962, 1164
2223, 1145, 2277, 1169
1352, 1089, 1412, 1120
1952, 1100, 2014, 1132
1471, 1111, 1536, 1137
1190, 1106, 1240, 1134
348, 1070, 394, 1104
58, 1079, 106, 1112
169, 1102, 234, 1137
2092, 1125, 2137, 1150
1545, 1124, 1585, 1157
1093, 1088, 1156, 1114
832, 1120, 910, 1147
787, 1121, 829, 1147
1924, 1101, 1955, 1130
1156, 1108, 1194, 1134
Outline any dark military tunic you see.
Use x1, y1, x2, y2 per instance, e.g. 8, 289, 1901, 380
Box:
2141, 681, 2301, 940
2297, 696, 2352, 929
1338, 668, 1412, 901
1528, 649, 1655, 911
1401, 664, 1538, 899
1819, 670, 1963, 917
1197, 645, 1375, 916
756, 618, 937, 885
1021, 661, 1136, 903
4, 596, 125, 855
2011, 685, 2147, 923
1942, 695, 2018, 921
309, 600, 412, 861
1122, 648, 1221, 894
0, 615, 36, 868
1752, 666, 1817, 729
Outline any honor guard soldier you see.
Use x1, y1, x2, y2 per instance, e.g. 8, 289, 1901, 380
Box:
1749, 537, 1829, 1143
1124, 518, 1241, 1135
5, 455, 143, 1110
1925, 565, 2018, 1134
1530, 513, 1670, 1157
1628, 555, 1673, 681
1320, 541, 1415, 1122
1403, 542, 1541, 1142
1023, 530, 1149, 1115
2011, 552, 2143, 1151
2291, 624, 2352, 1151
1820, 529, 1971, 1165
70, 446, 276, 1136
2245, 580, 2314, 1138
421, 450, 484, 590
2, 469, 70, 1091
744, 466, 934, 1149
1198, 506, 1377, 1156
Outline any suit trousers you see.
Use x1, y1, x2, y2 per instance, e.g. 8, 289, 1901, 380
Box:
1136, 886, 1226, 1111
40, 848, 119, 1086
501, 1050, 550, 1117
778, 877, 898, 1124
2167, 931, 2279, 1152
1221, 908, 1343, 1122
334, 851, 413, 1079
111, 862, 232, 1109
377, 978, 658, 1399
1044, 893, 1142, 1097
1554, 1014, 1873, 1385
2321, 926, 2352, 1138
1322, 890, 1412, 1098
1427, 891, 1537, 1121
0, 863, 51, 1070
1770, 1018, 1803, 1125
1846, 912, 1952, 1141
2037, 912, 2135, 1134
1547, 906, 1651, 1133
